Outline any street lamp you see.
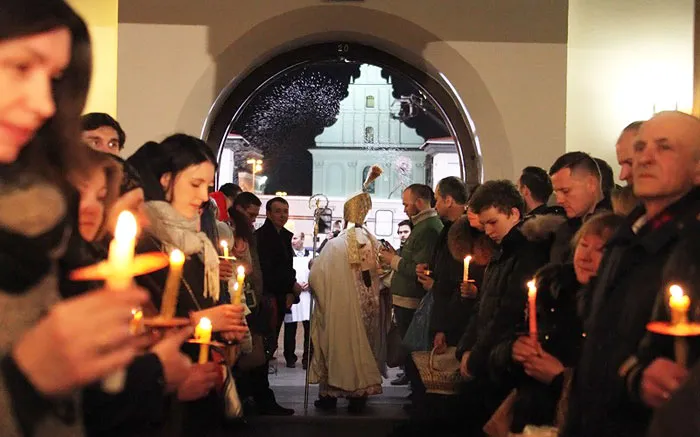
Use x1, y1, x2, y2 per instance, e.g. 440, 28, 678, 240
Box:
246, 158, 263, 192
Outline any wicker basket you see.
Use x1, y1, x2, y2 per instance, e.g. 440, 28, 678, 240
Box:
411, 346, 463, 395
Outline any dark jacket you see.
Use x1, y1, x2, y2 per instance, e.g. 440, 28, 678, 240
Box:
631, 210, 700, 398
456, 224, 550, 382
561, 187, 700, 437
255, 219, 296, 300
549, 197, 611, 264
509, 263, 585, 432
525, 203, 565, 220
429, 217, 486, 346
647, 358, 700, 437
58, 228, 168, 437
135, 235, 224, 437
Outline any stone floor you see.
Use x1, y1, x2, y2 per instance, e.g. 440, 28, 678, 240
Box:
266, 322, 410, 417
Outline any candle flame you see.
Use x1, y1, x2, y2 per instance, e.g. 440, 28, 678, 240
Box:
197, 317, 212, 330
527, 280, 536, 290
233, 282, 239, 291
114, 211, 137, 241
170, 249, 185, 266
465, 255, 472, 262
237, 265, 245, 275
220, 240, 228, 249
670, 284, 684, 299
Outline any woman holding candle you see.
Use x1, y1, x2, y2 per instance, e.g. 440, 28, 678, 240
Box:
0, 2, 156, 436
485, 212, 623, 435
128, 134, 247, 435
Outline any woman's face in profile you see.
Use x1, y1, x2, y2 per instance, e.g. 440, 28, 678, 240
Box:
0, 27, 71, 163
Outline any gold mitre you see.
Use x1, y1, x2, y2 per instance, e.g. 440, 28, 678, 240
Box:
343, 164, 383, 225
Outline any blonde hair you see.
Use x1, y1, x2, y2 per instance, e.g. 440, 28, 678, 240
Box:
572, 212, 624, 248
68, 147, 122, 240
611, 185, 638, 216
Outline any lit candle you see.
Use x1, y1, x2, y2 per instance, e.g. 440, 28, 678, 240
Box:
130, 308, 144, 335
195, 317, 213, 364
102, 211, 137, 393
160, 249, 185, 318
107, 211, 138, 290
235, 265, 245, 304
527, 280, 538, 339
220, 240, 229, 258
669, 284, 690, 325
669, 284, 690, 367
463, 255, 472, 282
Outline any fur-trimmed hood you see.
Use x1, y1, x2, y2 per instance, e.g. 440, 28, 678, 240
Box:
520, 214, 567, 243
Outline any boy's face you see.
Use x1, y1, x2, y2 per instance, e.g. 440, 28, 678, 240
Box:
478, 206, 520, 244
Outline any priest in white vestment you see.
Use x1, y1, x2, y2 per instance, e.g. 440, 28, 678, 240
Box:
309, 166, 388, 413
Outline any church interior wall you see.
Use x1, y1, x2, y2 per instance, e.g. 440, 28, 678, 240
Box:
117, 0, 568, 181
566, 0, 694, 182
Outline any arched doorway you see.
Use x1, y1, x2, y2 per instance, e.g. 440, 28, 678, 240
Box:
202, 42, 482, 189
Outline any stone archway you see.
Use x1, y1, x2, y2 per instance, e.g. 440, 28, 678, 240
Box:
203, 42, 482, 188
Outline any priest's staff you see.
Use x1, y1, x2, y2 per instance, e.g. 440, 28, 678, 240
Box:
304, 194, 327, 414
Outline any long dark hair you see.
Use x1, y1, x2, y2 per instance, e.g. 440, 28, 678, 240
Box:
1, 0, 92, 180
126, 134, 218, 202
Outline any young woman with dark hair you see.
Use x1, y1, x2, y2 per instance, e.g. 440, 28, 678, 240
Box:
0, 1, 150, 436
127, 134, 247, 435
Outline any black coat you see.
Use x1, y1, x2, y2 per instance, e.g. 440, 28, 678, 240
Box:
255, 219, 296, 300
456, 225, 550, 382
561, 187, 700, 437
549, 198, 611, 264
57, 215, 169, 437
509, 263, 584, 432
429, 220, 483, 346
135, 235, 224, 437
647, 358, 700, 437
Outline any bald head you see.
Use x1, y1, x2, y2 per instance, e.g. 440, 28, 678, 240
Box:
632, 111, 700, 209
616, 121, 643, 185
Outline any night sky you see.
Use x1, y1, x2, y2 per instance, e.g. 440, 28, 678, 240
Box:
232, 63, 448, 195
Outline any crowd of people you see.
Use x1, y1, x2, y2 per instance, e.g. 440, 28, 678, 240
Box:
1, 1, 700, 437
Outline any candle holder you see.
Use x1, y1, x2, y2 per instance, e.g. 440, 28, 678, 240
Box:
218, 255, 237, 261
69, 252, 170, 281
646, 321, 700, 368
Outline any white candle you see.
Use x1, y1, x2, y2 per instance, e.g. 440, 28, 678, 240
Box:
235, 266, 245, 304
161, 249, 185, 318
195, 317, 213, 364
107, 211, 137, 290
463, 255, 472, 282
220, 240, 229, 258
527, 280, 538, 339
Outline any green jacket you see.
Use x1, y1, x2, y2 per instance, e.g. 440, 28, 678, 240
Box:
390, 209, 443, 306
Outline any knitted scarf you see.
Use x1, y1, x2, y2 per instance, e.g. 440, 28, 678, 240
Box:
144, 201, 220, 302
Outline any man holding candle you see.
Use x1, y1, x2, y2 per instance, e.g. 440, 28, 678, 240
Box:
415, 177, 475, 352
452, 180, 550, 435
379, 184, 442, 386
561, 111, 700, 437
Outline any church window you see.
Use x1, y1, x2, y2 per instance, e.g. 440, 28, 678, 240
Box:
362, 166, 376, 193
366, 95, 375, 108
364, 126, 374, 143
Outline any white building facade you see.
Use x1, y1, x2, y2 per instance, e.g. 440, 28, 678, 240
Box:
309, 64, 428, 199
